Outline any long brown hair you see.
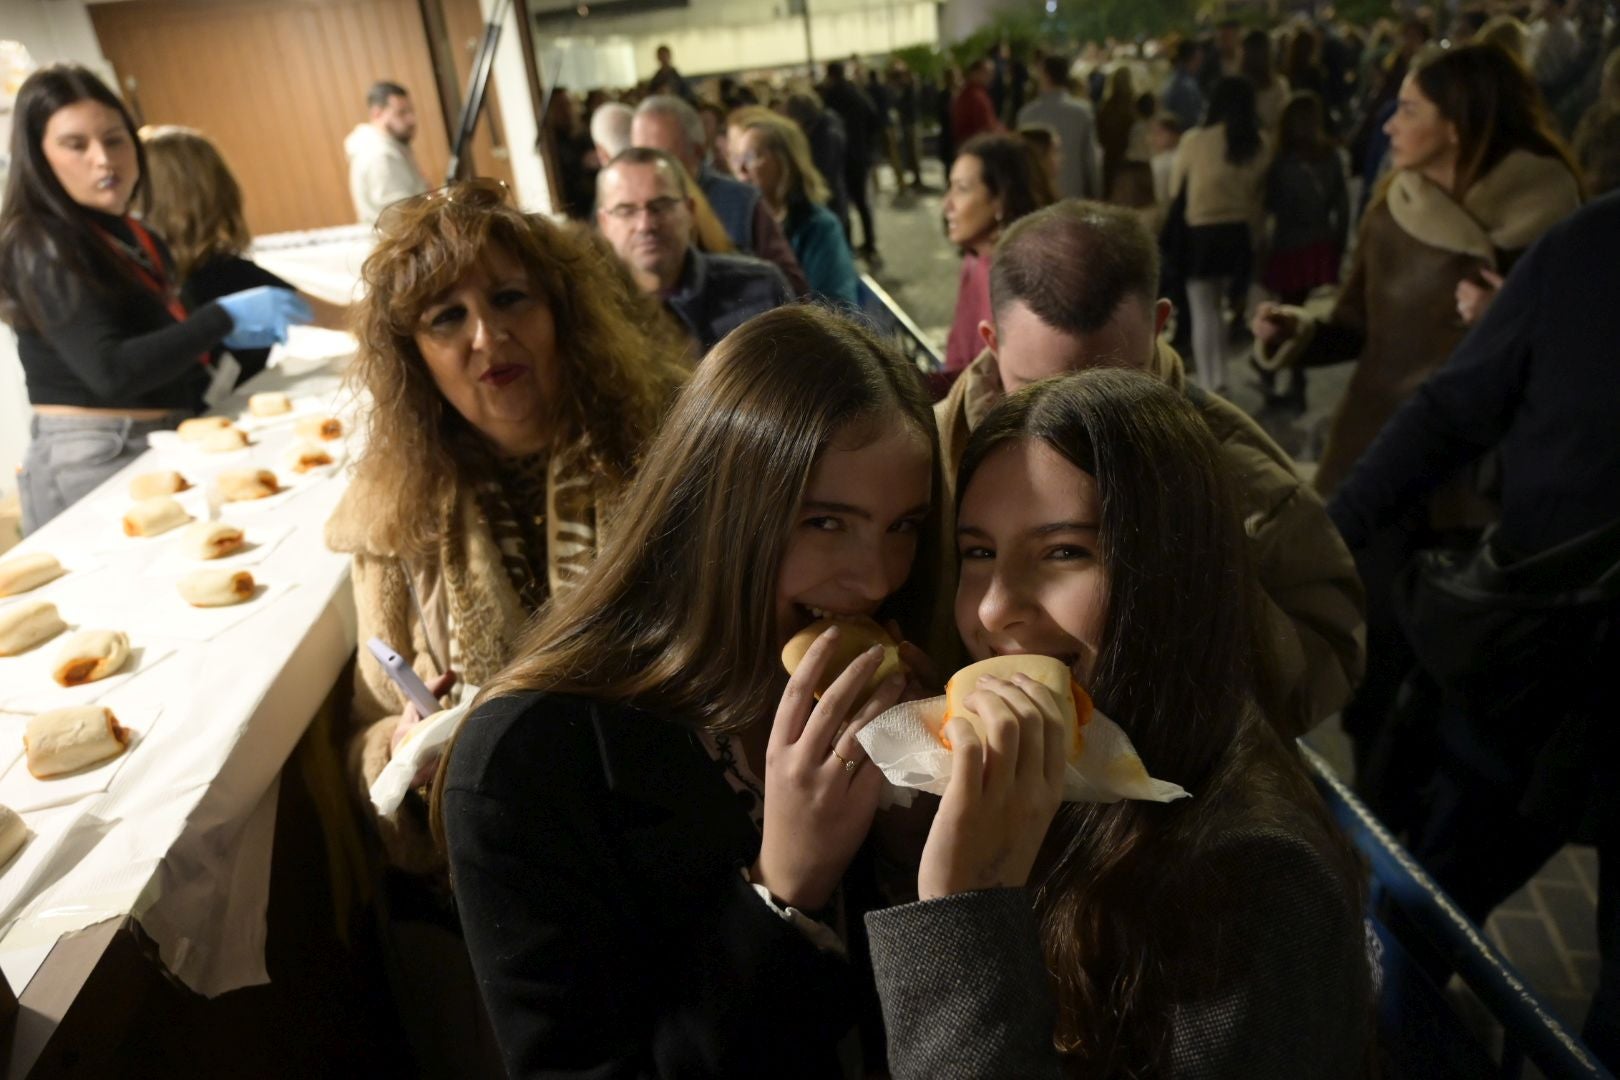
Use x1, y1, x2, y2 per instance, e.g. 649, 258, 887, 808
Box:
958, 370, 1365, 1073
138, 125, 253, 281
1412, 42, 1582, 198
432, 305, 946, 838
350, 180, 685, 558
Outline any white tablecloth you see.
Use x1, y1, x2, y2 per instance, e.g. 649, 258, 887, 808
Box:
250, 225, 376, 307
0, 340, 362, 998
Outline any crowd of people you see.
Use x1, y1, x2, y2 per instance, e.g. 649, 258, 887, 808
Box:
1, 1, 1619, 1071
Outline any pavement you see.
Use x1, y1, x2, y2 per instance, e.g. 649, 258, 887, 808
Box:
862, 158, 1601, 1059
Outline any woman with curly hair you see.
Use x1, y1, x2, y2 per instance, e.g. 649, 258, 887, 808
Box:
326, 179, 686, 875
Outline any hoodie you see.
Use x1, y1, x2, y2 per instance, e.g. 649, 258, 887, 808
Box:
344, 123, 429, 224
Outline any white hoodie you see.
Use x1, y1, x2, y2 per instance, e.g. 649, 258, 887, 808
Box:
344, 123, 429, 224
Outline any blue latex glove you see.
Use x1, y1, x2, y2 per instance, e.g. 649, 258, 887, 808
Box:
217, 287, 314, 350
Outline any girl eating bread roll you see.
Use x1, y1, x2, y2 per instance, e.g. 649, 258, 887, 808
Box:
436, 306, 946, 1077
866, 369, 1373, 1078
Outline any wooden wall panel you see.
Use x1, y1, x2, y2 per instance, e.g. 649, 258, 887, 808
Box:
91, 0, 453, 235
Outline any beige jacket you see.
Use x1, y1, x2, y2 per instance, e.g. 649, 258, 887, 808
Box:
1171, 124, 1271, 227
325, 453, 612, 872
935, 344, 1366, 738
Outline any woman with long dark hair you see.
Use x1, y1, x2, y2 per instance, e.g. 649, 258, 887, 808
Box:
1170, 76, 1269, 393
941, 132, 1052, 376
867, 369, 1372, 1078
0, 65, 309, 533
1253, 43, 1583, 824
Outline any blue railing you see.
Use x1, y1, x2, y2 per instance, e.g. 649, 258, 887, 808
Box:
1302, 744, 1612, 1079
857, 274, 943, 375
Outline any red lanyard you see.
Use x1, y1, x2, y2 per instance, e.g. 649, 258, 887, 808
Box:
97, 218, 211, 368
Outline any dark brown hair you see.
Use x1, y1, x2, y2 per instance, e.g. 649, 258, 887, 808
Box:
431, 305, 946, 838
351, 181, 686, 558
138, 125, 253, 281
957, 132, 1052, 238
957, 370, 1364, 1071
1276, 90, 1333, 161
0, 65, 150, 333
990, 200, 1159, 336
1412, 41, 1582, 197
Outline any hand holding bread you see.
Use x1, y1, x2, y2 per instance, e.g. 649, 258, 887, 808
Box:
754, 624, 904, 910
917, 669, 1070, 901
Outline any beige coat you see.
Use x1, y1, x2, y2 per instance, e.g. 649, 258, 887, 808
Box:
326, 453, 612, 872
935, 343, 1366, 738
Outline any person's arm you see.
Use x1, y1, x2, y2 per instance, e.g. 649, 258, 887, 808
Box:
444, 698, 857, 1077
749, 204, 810, 297
1329, 223, 1544, 549
35, 281, 231, 402
866, 890, 1063, 1080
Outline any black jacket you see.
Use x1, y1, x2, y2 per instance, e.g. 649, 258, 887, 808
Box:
664, 248, 790, 356
1329, 192, 1620, 555
443, 691, 859, 1078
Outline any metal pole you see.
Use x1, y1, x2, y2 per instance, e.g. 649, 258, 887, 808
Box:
801, 0, 815, 75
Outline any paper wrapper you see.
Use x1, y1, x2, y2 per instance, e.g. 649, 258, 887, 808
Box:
855, 696, 1190, 804
367, 690, 479, 817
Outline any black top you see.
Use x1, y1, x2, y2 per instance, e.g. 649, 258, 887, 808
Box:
181, 253, 295, 386
14, 209, 230, 410
1329, 192, 1620, 554
442, 690, 859, 1078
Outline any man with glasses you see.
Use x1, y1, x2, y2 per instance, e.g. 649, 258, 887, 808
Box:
596, 148, 790, 356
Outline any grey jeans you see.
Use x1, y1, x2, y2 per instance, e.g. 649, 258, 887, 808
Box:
19, 412, 185, 535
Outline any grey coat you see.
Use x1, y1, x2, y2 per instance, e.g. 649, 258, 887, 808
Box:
866, 826, 1372, 1079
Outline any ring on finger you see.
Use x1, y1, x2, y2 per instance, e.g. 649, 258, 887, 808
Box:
832, 749, 860, 774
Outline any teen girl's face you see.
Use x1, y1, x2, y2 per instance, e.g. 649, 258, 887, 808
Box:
955, 438, 1107, 684
42, 100, 139, 215
776, 417, 933, 646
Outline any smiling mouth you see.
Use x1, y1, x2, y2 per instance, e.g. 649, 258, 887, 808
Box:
990, 644, 1082, 671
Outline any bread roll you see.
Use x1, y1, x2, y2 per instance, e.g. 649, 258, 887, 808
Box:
182, 521, 245, 560
218, 469, 279, 501
940, 655, 1089, 761
179, 568, 255, 607
24, 706, 130, 779
780, 616, 904, 701
178, 416, 233, 442
287, 442, 334, 474
51, 629, 130, 687
0, 553, 64, 598
248, 391, 292, 417
0, 805, 29, 869
296, 415, 342, 441
0, 600, 67, 656
123, 496, 192, 537
129, 471, 190, 500
201, 426, 250, 453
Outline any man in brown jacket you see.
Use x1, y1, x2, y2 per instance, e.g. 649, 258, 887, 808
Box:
935, 200, 1365, 737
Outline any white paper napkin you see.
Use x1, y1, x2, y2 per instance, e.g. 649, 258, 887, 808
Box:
0, 638, 179, 711
855, 696, 1190, 804
368, 691, 480, 817
0, 705, 163, 813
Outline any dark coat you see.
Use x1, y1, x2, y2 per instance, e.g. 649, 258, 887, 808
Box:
443, 690, 859, 1078
664, 247, 791, 355
867, 826, 1372, 1080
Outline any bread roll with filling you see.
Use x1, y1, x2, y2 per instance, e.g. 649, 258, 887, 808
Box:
939, 654, 1090, 761
178, 416, 233, 442
218, 469, 279, 501
780, 616, 905, 701
201, 426, 250, 453
24, 706, 130, 778
0, 600, 67, 656
129, 471, 190, 500
287, 442, 334, 474
179, 568, 255, 607
182, 521, 246, 560
123, 496, 192, 537
0, 553, 64, 598
248, 392, 292, 416
296, 415, 342, 441
52, 629, 130, 687
0, 806, 29, 869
